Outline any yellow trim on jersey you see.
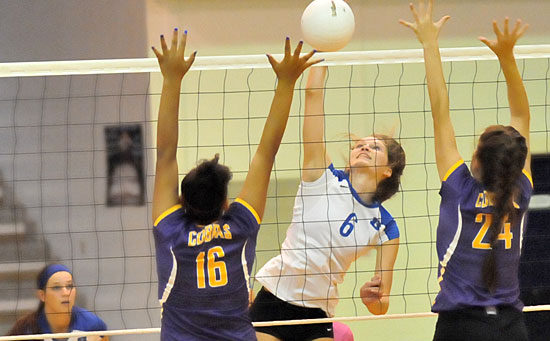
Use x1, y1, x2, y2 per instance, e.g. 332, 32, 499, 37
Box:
235, 198, 261, 224
522, 169, 533, 188
154, 204, 182, 227
442, 159, 465, 182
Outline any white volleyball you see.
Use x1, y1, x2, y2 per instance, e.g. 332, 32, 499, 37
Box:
301, 0, 355, 52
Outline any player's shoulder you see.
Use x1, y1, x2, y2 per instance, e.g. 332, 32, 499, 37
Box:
377, 204, 399, 240
228, 198, 261, 225
520, 169, 534, 189
378, 204, 395, 223
154, 204, 184, 227
440, 160, 478, 197
302, 164, 345, 187
328, 164, 347, 181
442, 160, 468, 183
72, 306, 107, 331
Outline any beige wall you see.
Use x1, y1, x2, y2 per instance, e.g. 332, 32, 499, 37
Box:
144, 0, 550, 56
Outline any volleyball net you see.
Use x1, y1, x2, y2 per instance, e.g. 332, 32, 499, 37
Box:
0, 45, 549, 340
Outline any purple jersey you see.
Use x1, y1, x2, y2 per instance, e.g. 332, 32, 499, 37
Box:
153, 199, 260, 341
432, 160, 533, 312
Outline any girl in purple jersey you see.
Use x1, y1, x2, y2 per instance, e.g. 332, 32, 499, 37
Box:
401, 1, 531, 340
151, 29, 320, 340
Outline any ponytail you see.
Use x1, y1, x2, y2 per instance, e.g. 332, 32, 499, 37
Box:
372, 134, 406, 203
477, 126, 527, 292
7, 302, 43, 338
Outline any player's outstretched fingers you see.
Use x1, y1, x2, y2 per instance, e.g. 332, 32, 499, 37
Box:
178, 29, 188, 57
492, 20, 502, 38
293, 40, 304, 58
284, 37, 291, 57
152, 46, 162, 61
160, 34, 168, 54
266, 54, 277, 69
171, 28, 178, 52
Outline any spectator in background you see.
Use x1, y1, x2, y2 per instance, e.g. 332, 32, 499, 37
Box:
8, 264, 108, 340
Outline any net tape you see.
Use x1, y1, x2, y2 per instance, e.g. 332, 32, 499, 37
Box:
1, 45, 550, 77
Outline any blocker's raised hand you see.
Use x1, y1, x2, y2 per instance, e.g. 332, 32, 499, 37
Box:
479, 18, 528, 59
399, 0, 450, 46
267, 38, 323, 84
152, 28, 197, 81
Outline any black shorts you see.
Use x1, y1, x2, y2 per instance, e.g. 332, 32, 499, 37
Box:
433, 305, 528, 341
249, 287, 334, 341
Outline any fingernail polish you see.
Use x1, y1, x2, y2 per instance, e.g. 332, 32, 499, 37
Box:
185, 30, 188, 34
175, 28, 178, 31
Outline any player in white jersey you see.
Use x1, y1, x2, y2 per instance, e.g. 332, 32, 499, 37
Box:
250, 66, 406, 341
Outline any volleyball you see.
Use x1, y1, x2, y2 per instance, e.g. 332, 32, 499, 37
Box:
301, 0, 355, 52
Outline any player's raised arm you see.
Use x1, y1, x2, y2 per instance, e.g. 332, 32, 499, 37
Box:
479, 18, 531, 174
400, 0, 459, 181
152, 29, 196, 223
303, 66, 331, 182
237, 39, 321, 220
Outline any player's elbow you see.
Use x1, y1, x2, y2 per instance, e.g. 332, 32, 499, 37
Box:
365, 297, 389, 315
255, 144, 279, 162
156, 147, 176, 161
250, 152, 276, 172
305, 88, 324, 98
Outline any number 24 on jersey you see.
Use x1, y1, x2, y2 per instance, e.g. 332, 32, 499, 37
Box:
472, 213, 513, 250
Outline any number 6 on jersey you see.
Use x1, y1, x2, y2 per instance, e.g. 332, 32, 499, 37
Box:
196, 246, 228, 288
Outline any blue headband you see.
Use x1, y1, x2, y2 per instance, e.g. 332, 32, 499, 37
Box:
38, 264, 72, 290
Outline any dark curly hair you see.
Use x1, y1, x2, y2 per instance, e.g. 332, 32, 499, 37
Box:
180, 154, 232, 225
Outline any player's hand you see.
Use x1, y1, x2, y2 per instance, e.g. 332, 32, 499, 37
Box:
399, 0, 450, 46
360, 275, 383, 304
479, 18, 528, 60
267, 38, 323, 85
152, 28, 197, 81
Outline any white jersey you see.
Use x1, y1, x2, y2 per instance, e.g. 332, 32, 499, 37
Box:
256, 165, 399, 316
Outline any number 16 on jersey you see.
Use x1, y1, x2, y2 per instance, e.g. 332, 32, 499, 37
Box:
196, 246, 228, 288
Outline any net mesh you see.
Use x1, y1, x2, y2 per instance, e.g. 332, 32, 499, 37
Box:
0, 47, 549, 340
